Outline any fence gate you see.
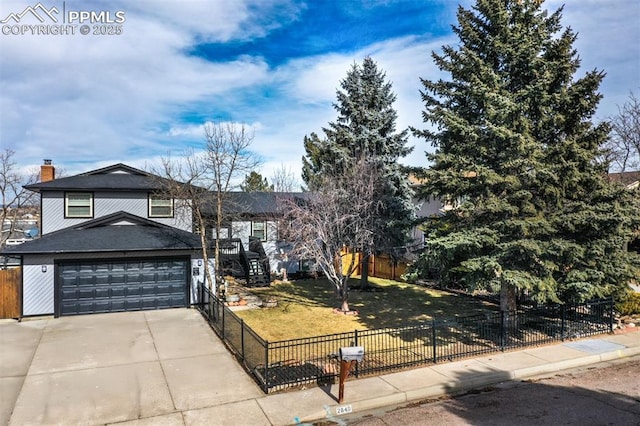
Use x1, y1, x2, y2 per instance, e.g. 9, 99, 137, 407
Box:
0, 267, 21, 319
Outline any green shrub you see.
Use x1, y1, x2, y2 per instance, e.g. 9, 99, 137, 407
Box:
615, 291, 640, 316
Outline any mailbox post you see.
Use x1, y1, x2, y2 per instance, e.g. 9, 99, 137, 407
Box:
338, 346, 364, 403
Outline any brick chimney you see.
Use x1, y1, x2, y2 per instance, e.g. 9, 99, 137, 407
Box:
41, 159, 55, 182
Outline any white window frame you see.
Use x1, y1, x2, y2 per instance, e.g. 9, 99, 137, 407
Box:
148, 195, 174, 218
216, 226, 231, 239
65, 192, 93, 218
251, 220, 267, 242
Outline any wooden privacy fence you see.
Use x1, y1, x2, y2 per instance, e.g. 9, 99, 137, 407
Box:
341, 250, 408, 281
0, 267, 21, 319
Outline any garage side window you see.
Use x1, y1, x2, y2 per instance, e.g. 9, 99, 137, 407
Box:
65, 192, 93, 218
149, 195, 174, 218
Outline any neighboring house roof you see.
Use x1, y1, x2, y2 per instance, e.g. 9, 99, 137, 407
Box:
0, 211, 201, 255
24, 163, 176, 193
202, 192, 308, 216
609, 171, 640, 189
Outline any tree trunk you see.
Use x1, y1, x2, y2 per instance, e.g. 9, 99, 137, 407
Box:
214, 190, 223, 278
339, 277, 350, 312
500, 280, 517, 312
340, 299, 350, 312
199, 226, 214, 291
194, 206, 215, 292
500, 280, 517, 344
360, 250, 370, 290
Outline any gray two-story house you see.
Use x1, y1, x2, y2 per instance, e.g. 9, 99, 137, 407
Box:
3, 161, 441, 319
2, 162, 209, 317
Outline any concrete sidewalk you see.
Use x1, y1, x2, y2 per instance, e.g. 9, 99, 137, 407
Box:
257, 329, 640, 425
1, 310, 638, 426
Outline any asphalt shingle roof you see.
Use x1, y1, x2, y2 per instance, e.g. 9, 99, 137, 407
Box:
202, 192, 309, 216
24, 163, 172, 192
1, 212, 201, 255
609, 171, 640, 187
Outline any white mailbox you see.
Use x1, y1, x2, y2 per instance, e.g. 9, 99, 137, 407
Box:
339, 346, 364, 362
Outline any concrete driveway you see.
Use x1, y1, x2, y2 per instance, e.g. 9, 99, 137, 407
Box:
4, 309, 639, 426
0, 309, 266, 425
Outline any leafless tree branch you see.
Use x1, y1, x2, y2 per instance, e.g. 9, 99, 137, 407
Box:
605, 91, 640, 172
271, 163, 300, 192
154, 122, 261, 288
281, 156, 382, 311
204, 122, 261, 276
1, 149, 38, 247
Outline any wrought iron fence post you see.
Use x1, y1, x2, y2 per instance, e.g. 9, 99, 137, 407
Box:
222, 301, 226, 340
241, 319, 245, 362
432, 319, 437, 364
608, 296, 614, 333
561, 304, 566, 341
354, 329, 359, 378
264, 341, 269, 393
208, 288, 214, 322
500, 311, 505, 350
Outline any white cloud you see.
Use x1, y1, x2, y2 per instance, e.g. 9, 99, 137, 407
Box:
1, 0, 273, 170
545, 0, 640, 118
167, 123, 207, 138
123, 0, 303, 42
1, 0, 638, 180
167, 120, 263, 138
278, 54, 354, 105
255, 35, 450, 171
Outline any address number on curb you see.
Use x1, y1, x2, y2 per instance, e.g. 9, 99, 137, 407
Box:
336, 405, 353, 415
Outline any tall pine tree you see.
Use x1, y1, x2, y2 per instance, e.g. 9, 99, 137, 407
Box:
414, 0, 640, 310
302, 57, 416, 284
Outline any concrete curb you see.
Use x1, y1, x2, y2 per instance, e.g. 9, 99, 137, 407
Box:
599, 345, 640, 362
303, 347, 640, 425
513, 354, 602, 378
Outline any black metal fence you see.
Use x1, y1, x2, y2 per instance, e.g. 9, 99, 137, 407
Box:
196, 283, 613, 393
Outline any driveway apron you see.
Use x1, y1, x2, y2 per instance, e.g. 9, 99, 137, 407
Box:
3, 309, 265, 425
1, 319, 47, 426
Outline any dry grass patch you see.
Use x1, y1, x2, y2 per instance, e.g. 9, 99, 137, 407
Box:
235, 277, 498, 341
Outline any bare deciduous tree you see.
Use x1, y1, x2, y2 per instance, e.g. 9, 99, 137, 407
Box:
271, 164, 300, 192
1, 149, 38, 247
204, 122, 261, 276
605, 92, 640, 172
281, 157, 382, 312
155, 151, 216, 290
155, 122, 261, 287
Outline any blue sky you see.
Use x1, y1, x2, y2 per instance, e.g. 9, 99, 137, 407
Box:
1, 0, 639, 182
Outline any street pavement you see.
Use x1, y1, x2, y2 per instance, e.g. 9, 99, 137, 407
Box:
1, 309, 639, 425
346, 356, 640, 425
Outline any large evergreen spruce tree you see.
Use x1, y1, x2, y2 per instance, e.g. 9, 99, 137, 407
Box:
302, 57, 416, 283
414, 0, 640, 309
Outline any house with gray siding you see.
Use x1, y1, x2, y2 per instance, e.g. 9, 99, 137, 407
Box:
203, 191, 306, 278
1, 162, 210, 318
1, 161, 441, 318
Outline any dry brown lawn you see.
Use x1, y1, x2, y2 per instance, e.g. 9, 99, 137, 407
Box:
234, 277, 498, 341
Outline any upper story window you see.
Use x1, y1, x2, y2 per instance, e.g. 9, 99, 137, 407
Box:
149, 195, 174, 218
65, 192, 93, 218
216, 225, 231, 239
251, 220, 267, 241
